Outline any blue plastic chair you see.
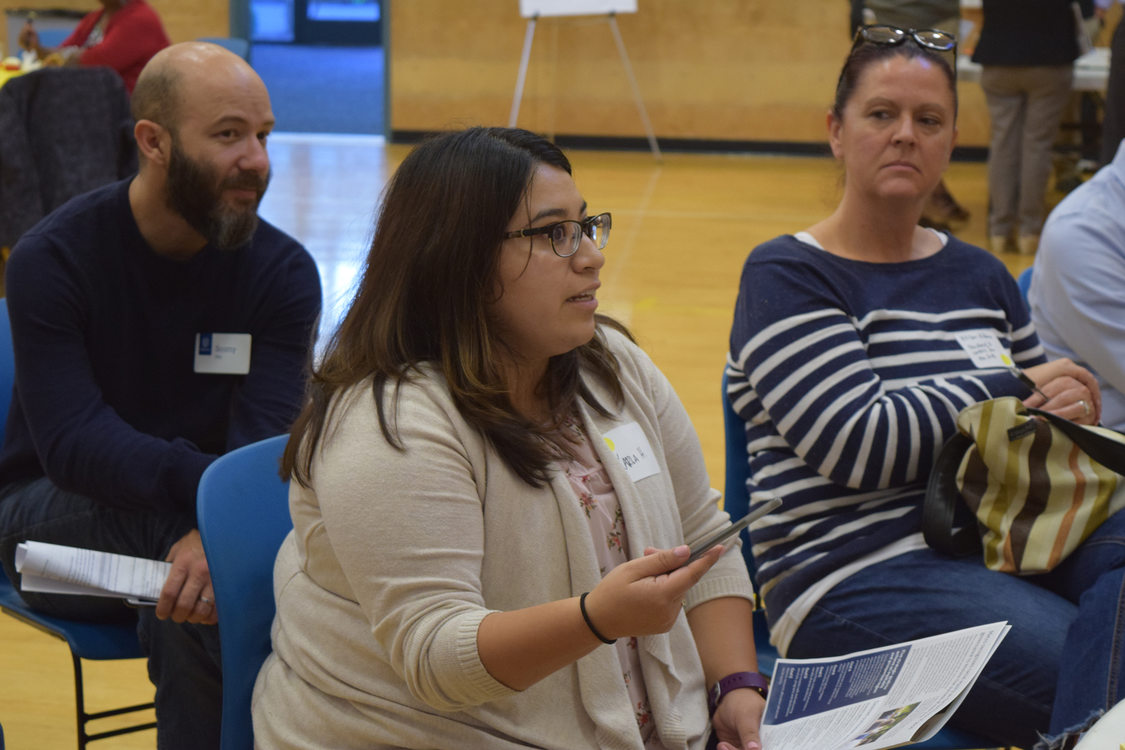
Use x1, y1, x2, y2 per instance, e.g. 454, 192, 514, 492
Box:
721, 369, 1002, 749
196, 434, 292, 750
1017, 266, 1033, 306
0, 298, 156, 748
0, 569, 155, 747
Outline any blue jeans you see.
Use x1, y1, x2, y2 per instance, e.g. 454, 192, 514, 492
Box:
786, 509, 1125, 749
0, 477, 222, 750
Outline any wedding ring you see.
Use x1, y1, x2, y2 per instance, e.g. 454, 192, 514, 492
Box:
1079, 399, 1090, 417
199, 596, 213, 605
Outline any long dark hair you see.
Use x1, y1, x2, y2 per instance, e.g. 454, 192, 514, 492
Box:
283, 127, 627, 487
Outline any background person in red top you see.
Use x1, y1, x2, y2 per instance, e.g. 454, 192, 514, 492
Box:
17, 0, 171, 93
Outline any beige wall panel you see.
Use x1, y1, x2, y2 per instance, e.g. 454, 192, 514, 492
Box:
4, 0, 229, 47
390, 0, 992, 146
157, 0, 230, 41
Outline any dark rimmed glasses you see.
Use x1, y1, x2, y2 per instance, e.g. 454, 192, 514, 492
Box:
838, 25, 958, 92
852, 24, 957, 56
504, 212, 612, 258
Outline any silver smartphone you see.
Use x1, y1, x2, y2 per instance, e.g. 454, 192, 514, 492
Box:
686, 496, 782, 564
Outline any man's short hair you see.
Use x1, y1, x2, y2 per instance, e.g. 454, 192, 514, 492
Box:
131, 65, 182, 132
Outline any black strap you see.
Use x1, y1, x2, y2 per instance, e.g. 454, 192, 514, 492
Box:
922, 432, 982, 557
1026, 407, 1125, 475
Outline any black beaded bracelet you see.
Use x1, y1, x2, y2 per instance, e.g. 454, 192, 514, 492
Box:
579, 591, 617, 644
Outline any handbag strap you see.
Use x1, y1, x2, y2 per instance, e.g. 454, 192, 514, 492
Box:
1025, 407, 1125, 475
922, 432, 982, 557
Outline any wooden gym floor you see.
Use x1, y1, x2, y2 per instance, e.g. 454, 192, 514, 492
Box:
0, 134, 1033, 747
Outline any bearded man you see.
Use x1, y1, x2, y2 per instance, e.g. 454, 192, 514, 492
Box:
0, 42, 321, 748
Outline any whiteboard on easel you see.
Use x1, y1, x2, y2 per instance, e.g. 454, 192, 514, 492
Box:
519, 0, 637, 18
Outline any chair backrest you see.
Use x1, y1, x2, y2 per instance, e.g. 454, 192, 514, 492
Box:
1017, 266, 1033, 306
0, 67, 136, 250
721, 368, 758, 583
0, 298, 13, 439
196, 434, 292, 750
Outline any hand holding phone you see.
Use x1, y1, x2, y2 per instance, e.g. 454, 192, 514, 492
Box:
685, 496, 782, 565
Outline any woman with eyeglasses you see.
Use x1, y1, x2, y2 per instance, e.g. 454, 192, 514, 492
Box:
727, 25, 1120, 748
853, 0, 971, 233
252, 127, 764, 750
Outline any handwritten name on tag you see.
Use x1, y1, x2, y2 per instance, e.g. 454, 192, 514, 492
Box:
954, 330, 1012, 369
602, 422, 660, 482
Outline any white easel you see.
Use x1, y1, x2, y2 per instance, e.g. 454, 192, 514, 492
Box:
509, 1, 661, 160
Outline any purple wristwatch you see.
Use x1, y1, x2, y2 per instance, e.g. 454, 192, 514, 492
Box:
707, 671, 769, 716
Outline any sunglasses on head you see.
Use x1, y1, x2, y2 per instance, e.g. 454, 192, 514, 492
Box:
851, 24, 957, 54
837, 25, 958, 92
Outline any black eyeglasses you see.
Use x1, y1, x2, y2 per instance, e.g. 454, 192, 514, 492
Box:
838, 25, 958, 93
504, 212, 612, 258
852, 24, 957, 55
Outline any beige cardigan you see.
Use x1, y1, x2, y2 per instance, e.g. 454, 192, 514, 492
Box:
251, 328, 755, 749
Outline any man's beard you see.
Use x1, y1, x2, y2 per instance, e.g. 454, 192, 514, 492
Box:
165, 138, 270, 251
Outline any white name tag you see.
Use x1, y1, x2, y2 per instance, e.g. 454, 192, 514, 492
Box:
193, 333, 252, 375
954, 330, 1013, 369
602, 422, 660, 483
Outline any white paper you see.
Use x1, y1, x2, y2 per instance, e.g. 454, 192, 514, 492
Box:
519, 0, 637, 18
15, 541, 172, 603
760, 622, 1009, 750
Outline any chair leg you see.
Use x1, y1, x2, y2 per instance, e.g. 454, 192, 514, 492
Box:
69, 651, 156, 749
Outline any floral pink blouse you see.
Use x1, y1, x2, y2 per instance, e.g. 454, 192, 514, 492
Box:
561, 419, 669, 750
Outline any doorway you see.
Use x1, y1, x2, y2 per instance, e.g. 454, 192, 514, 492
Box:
295, 0, 380, 45
251, 0, 381, 45
243, 0, 385, 135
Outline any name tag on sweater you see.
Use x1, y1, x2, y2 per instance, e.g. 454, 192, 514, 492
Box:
602, 422, 660, 482
954, 330, 1012, 369
194, 333, 252, 375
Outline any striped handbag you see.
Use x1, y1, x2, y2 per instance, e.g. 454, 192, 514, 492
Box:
923, 396, 1125, 575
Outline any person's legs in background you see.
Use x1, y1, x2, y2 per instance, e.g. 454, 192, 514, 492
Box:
980, 66, 1029, 254
1016, 65, 1075, 255
924, 179, 971, 233
786, 548, 1067, 749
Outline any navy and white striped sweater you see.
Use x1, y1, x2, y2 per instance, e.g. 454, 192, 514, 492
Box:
727, 233, 1044, 636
